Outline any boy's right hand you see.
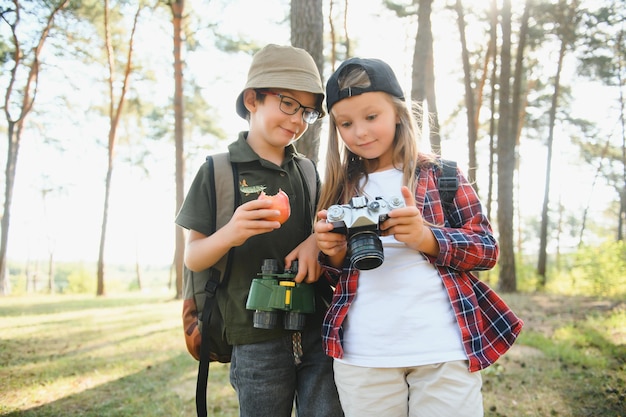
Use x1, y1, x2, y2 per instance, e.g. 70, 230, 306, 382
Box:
314, 210, 348, 267
225, 198, 284, 247
184, 198, 283, 272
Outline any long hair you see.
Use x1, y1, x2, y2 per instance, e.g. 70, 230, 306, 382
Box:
318, 66, 437, 212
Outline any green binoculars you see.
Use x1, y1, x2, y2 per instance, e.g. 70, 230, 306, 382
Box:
246, 258, 315, 331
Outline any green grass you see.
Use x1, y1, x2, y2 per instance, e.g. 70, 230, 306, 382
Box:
0, 293, 237, 417
481, 293, 626, 417
1, 292, 624, 416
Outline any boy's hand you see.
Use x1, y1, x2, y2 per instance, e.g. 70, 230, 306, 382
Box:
185, 197, 285, 272
224, 198, 283, 247
285, 234, 322, 284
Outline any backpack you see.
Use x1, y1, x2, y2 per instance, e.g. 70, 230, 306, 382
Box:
181, 152, 317, 417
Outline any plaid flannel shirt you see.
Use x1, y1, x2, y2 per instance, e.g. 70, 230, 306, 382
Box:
320, 163, 523, 372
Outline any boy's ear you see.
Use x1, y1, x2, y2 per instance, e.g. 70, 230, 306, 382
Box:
243, 89, 258, 116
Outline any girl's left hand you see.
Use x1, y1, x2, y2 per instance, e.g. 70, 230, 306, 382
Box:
381, 186, 438, 255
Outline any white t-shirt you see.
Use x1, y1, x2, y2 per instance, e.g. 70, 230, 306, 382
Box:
338, 168, 467, 368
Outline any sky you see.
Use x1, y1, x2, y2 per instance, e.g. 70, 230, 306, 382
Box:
2, 0, 619, 268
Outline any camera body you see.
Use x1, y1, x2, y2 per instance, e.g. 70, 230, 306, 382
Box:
245, 259, 315, 330
326, 195, 404, 270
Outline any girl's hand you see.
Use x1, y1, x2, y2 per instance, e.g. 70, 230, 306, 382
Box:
314, 210, 348, 267
382, 186, 440, 256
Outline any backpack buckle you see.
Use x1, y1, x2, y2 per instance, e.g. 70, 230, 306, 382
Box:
438, 177, 458, 192
204, 269, 221, 296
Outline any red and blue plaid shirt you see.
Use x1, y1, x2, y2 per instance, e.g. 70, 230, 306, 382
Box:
319, 162, 523, 372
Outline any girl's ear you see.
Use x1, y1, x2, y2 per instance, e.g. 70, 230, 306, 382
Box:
243, 89, 258, 115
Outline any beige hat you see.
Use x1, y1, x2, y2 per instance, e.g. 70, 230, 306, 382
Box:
236, 44, 325, 119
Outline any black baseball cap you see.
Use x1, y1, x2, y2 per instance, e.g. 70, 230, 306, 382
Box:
325, 57, 405, 113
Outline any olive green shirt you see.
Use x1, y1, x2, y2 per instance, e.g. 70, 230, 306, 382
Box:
175, 132, 326, 345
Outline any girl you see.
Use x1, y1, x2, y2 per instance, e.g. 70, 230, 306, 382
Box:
314, 57, 523, 417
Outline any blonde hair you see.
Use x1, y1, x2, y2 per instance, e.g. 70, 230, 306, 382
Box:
318, 66, 436, 211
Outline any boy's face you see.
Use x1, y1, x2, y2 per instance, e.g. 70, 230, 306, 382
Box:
245, 89, 317, 148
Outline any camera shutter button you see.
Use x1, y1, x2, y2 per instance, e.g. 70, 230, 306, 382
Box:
328, 206, 345, 221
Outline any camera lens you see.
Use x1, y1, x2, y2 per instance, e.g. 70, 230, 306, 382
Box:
348, 231, 384, 270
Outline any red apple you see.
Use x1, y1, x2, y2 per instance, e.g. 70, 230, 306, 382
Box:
258, 189, 291, 224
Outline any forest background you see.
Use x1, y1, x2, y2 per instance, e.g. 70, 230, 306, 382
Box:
1, 0, 625, 416
0, 0, 625, 297
0, 0, 624, 298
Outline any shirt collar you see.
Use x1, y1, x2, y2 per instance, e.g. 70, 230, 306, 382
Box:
228, 131, 298, 166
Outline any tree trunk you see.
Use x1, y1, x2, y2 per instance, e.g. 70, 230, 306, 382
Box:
537, 33, 567, 286
97, 2, 142, 296
412, 0, 440, 154
291, 0, 324, 162
454, 0, 478, 187
343, 0, 351, 58
510, 2, 530, 148
98, 160, 113, 296
496, 0, 517, 293
0, 0, 69, 296
329, 0, 337, 68
135, 258, 143, 291
512, 2, 531, 260
618, 30, 626, 242
486, 0, 498, 221
578, 140, 611, 247
171, 0, 185, 299
47, 252, 54, 294
0, 121, 20, 296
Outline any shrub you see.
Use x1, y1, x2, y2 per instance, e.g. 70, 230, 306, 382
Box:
66, 268, 97, 294
548, 241, 626, 298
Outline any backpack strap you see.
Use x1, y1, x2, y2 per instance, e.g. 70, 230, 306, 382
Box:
196, 152, 238, 417
438, 159, 460, 227
293, 155, 317, 225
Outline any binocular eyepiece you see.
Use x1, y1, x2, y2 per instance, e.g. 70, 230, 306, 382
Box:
245, 259, 315, 331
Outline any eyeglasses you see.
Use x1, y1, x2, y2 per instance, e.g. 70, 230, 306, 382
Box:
258, 90, 321, 125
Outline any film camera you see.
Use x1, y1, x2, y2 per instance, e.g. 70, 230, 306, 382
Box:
245, 259, 315, 331
326, 195, 405, 270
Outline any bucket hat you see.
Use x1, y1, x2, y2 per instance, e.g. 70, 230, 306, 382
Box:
236, 44, 325, 119
326, 57, 405, 113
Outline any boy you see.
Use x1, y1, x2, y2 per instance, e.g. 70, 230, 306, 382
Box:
176, 44, 343, 417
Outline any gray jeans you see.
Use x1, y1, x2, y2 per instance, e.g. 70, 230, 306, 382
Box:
230, 329, 343, 417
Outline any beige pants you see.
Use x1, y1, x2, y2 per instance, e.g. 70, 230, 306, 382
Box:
333, 360, 483, 417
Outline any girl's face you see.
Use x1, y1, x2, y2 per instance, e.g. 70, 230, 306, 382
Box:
331, 91, 399, 172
